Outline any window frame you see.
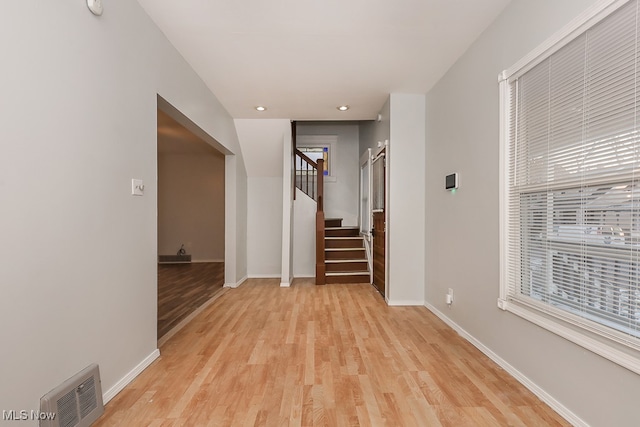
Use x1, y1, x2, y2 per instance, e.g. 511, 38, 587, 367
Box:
297, 135, 338, 182
499, 0, 640, 375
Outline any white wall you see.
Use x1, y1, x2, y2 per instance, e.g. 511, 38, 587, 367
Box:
293, 188, 317, 277
424, 0, 640, 425
235, 119, 291, 278
388, 94, 426, 305
358, 96, 426, 305
247, 177, 284, 276
0, 1, 247, 422
225, 154, 249, 287
297, 122, 360, 226
158, 152, 225, 261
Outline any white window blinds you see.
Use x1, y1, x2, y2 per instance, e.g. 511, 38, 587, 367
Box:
505, 0, 640, 347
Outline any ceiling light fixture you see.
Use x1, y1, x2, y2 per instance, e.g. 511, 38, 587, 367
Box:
337, 105, 349, 111
255, 106, 267, 112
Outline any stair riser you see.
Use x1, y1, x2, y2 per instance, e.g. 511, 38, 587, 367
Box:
326, 262, 368, 272
325, 219, 342, 228
326, 275, 370, 284
325, 250, 366, 260
325, 239, 363, 249
325, 229, 360, 237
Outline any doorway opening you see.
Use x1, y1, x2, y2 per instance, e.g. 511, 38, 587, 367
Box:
156, 105, 226, 343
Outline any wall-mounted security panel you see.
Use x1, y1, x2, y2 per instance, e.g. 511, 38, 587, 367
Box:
445, 173, 458, 190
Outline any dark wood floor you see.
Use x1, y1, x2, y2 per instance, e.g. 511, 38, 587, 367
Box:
157, 262, 224, 339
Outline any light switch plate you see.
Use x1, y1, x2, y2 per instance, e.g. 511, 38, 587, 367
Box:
132, 179, 144, 196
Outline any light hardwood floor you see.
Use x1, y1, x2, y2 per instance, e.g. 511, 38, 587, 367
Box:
97, 279, 569, 426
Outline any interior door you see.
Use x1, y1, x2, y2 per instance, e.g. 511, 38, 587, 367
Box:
371, 150, 386, 296
372, 212, 385, 296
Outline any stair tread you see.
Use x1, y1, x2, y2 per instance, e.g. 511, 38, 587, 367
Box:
325, 236, 363, 240
326, 248, 365, 251
326, 259, 367, 263
325, 226, 359, 230
326, 271, 369, 276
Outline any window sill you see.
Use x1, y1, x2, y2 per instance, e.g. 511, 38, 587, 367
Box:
498, 299, 640, 376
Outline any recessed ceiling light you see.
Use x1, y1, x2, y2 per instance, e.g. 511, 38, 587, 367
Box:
337, 105, 349, 111
255, 106, 267, 112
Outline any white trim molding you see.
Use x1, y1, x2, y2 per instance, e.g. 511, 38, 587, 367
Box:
501, 0, 629, 81
248, 274, 282, 279
224, 275, 248, 289
499, 0, 640, 374
103, 349, 160, 404
504, 301, 640, 376
424, 302, 588, 427
387, 299, 425, 307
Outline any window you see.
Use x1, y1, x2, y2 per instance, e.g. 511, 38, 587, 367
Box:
297, 135, 337, 182
500, 0, 640, 373
297, 147, 329, 176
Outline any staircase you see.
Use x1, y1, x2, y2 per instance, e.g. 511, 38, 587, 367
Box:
293, 143, 369, 285
324, 218, 370, 284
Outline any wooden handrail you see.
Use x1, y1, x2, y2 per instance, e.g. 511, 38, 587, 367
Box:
295, 149, 317, 167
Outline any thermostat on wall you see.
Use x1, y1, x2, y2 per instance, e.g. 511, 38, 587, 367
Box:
445, 173, 458, 190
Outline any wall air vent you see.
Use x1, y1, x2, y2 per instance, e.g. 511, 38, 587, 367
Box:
39, 364, 104, 427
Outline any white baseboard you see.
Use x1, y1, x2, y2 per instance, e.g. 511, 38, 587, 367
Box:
103, 349, 160, 404
423, 301, 587, 427
224, 275, 248, 288
280, 281, 291, 287
247, 274, 282, 279
192, 259, 224, 263
387, 299, 425, 306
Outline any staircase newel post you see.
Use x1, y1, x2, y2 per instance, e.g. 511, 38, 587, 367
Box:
316, 159, 325, 285
316, 209, 325, 285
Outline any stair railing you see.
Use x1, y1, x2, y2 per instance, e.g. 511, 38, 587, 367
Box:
295, 150, 318, 200
294, 149, 325, 285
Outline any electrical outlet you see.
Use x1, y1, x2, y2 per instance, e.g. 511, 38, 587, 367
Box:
132, 179, 144, 196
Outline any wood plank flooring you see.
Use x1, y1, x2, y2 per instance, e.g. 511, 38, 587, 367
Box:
99, 279, 569, 426
157, 262, 224, 339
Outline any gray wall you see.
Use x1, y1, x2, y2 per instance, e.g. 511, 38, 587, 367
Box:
359, 97, 391, 155
424, 0, 640, 425
158, 152, 225, 261
0, 1, 247, 422
297, 122, 360, 226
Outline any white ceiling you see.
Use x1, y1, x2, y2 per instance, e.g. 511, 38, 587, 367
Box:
138, 0, 511, 120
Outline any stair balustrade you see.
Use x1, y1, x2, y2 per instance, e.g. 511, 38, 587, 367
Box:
294, 149, 325, 285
